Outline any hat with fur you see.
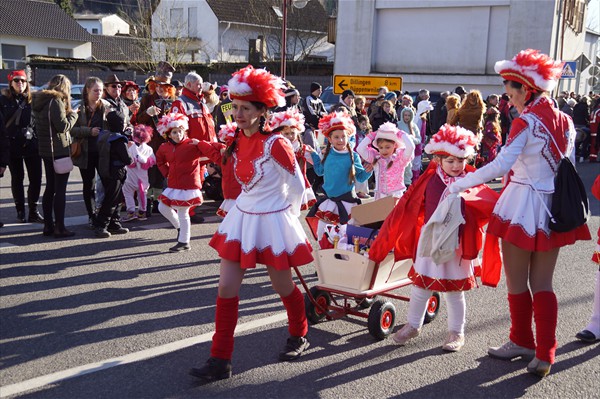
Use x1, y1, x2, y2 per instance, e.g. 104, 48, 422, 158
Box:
154, 61, 175, 85
270, 109, 306, 133
495, 49, 563, 92
218, 121, 238, 147
373, 122, 405, 148
227, 65, 286, 108
318, 111, 356, 139
416, 100, 433, 115
425, 124, 478, 158
157, 112, 189, 138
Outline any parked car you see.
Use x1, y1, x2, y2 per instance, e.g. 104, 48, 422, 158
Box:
320, 86, 339, 113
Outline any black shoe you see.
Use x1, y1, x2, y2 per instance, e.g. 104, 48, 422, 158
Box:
88, 215, 96, 229
16, 210, 26, 223
190, 214, 205, 224
189, 357, 232, 381
94, 227, 111, 238
169, 242, 191, 252
54, 228, 75, 238
146, 199, 153, 218
576, 329, 599, 343
278, 336, 310, 361
28, 210, 45, 223
152, 200, 159, 213
107, 224, 129, 235
43, 223, 55, 237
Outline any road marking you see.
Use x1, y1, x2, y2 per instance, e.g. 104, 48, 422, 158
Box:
0, 312, 288, 398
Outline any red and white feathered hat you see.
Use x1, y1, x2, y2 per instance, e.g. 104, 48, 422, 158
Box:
425, 124, 478, 158
227, 65, 286, 108
157, 112, 189, 138
318, 111, 356, 139
269, 109, 306, 134
494, 49, 564, 92
218, 121, 238, 147
373, 122, 405, 148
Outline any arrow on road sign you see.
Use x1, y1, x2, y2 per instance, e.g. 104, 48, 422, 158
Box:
337, 79, 347, 91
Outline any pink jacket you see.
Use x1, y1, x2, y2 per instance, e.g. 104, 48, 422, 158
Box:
356, 132, 414, 199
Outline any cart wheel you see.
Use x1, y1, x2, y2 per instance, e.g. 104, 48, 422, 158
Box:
305, 287, 331, 324
423, 292, 441, 324
356, 296, 376, 309
367, 300, 396, 340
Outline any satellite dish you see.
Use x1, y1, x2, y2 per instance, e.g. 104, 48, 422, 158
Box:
292, 0, 309, 9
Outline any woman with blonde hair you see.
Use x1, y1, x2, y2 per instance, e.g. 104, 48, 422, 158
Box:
32, 74, 79, 238
71, 76, 107, 227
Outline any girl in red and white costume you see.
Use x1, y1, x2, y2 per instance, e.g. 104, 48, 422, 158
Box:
190, 66, 313, 382
369, 124, 498, 352
448, 49, 591, 377
155, 113, 205, 252
196, 121, 242, 217
576, 174, 600, 343
269, 108, 316, 210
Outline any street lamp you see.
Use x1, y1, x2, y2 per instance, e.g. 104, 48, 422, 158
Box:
281, 0, 310, 80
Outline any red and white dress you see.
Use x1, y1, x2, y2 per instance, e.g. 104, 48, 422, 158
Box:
209, 132, 314, 269
155, 138, 205, 207
451, 96, 591, 250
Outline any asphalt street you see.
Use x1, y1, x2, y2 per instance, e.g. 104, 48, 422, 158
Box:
0, 162, 599, 399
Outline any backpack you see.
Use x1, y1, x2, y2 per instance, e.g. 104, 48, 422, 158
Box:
548, 155, 589, 232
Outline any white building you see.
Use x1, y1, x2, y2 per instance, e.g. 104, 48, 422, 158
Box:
335, 0, 594, 96
74, 13, 131, 36
0, 0, 92, 70
152, 0, 332, 64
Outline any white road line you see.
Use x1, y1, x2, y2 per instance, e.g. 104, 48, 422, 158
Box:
0, 312, 288, 398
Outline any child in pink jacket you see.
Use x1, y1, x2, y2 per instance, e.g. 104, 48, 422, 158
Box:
356, 122, 414, 199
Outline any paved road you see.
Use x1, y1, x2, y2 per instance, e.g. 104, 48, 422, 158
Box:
0, 163, 599, 399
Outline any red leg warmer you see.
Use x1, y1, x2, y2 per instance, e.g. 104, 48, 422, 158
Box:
210, 296, 239, 360
281, 286, 308, 338
508, 291, 535, 349
533, 291, 558, 364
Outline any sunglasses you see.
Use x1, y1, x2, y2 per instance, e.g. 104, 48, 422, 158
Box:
12, 79, 26, 83
108, 84, 122, 89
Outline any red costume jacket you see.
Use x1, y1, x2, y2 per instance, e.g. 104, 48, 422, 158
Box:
156, 138, 207, 190
197, 140, 241, 201
369, 161, 502, 287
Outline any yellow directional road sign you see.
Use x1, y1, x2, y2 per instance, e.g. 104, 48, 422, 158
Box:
333, 75, 402, 96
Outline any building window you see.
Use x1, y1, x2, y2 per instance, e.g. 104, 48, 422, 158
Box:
171, 8, 184, 30
188, 7, 198, 37
92, 28, 99, 34
1, 44, 26, 69
48, 48, 73, 58
565, 0, 585, 34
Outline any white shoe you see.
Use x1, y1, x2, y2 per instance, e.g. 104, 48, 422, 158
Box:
488, 340, 535, 360
442, 331, 465, 352
392, 324, 420, 345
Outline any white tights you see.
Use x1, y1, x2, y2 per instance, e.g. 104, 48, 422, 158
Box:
407, 285, 466, 334
158, 202, 191, 244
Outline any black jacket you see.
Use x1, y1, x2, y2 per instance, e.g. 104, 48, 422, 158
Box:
0, 91, 38, 157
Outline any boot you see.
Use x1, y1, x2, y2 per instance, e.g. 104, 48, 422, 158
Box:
16, 209, 26, 223
54, 223, 75, 238
43, 221, 55, 237
533, 291, 558, 364
189, 357, 232, 381
146, 198, 153, 218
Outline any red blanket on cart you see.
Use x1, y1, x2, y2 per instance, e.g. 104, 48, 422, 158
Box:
369, 161, 502, 287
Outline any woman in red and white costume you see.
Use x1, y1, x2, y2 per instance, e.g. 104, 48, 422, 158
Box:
196, 121, 242, 217
448, 49, 591, 377
190, 66, 313, 382
269, 108, 317, 210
